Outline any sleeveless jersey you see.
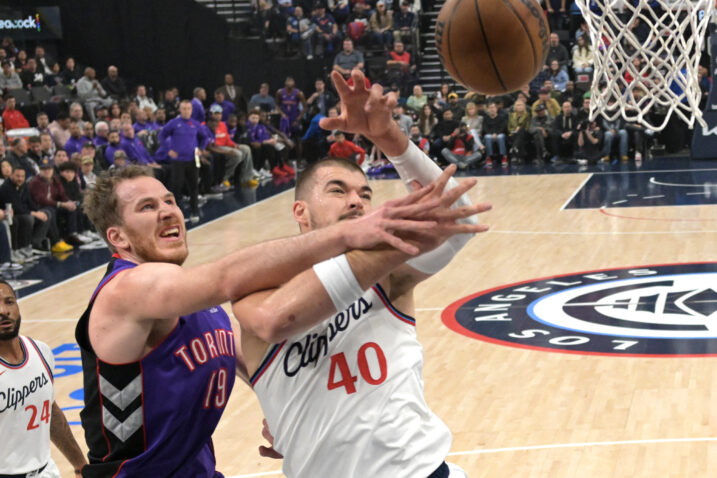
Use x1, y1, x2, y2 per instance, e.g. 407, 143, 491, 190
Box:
0, 336, 55, 474
251, 284, 452, 478
75, 257, 236, 477
279, 88, 301, 120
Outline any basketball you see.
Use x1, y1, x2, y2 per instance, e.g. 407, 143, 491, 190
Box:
435, 0, 550, 95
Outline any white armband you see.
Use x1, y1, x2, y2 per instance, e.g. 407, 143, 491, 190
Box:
388, 140, 477, 275
312, 254, 365, 312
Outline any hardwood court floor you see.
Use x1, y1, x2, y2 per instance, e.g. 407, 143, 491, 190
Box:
19, 172, 717, 477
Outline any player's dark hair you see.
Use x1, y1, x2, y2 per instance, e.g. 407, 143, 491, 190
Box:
0, 279, 17, 298
295, 157, 366, 201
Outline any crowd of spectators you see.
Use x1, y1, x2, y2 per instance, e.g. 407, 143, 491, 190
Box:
0, 0, 710, 272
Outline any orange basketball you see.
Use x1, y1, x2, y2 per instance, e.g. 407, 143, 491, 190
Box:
435, 0, 550, 95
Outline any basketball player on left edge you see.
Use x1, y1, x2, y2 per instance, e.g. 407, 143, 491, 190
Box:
0, 280, 87, 477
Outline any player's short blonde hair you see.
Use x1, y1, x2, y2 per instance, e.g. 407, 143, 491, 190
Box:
83, 165, 154, 252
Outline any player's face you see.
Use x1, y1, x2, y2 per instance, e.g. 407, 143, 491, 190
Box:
295, 166, 373, 231
112, 176, 188, 265
0, 284, 20, 341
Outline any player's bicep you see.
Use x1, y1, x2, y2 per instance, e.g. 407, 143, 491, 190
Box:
231, 289, 275, 339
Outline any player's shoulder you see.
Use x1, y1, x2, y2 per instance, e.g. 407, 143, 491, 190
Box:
21, 336, 52, 361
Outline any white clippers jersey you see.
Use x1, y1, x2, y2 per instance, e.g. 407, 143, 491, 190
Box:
0, 336, 55, 474
251, 285, 452, 478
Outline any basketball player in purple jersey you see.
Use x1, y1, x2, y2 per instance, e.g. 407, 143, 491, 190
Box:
74, 161, 473, 476
276, 76, 306, 137
234, 70, 491, 477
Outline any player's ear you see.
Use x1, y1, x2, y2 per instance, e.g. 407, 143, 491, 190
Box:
106, 225, 129, 252
292, 200, 310, 230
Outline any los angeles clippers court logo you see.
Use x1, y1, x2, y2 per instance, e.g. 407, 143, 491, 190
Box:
442, 263, 717, 356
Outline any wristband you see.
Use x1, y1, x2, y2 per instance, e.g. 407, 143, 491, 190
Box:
312, 254, 365, 312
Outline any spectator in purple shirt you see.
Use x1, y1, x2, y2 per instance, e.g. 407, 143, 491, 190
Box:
159, 100, 210, 222
64, 121, 88, 157
247, 110, 284, 178
93, 121, 110, 147
210, 90, 235, 122
191, 87, 207, 123
133, 109, 159, 136
104, 130, 123, 166
120, 123, 162, 172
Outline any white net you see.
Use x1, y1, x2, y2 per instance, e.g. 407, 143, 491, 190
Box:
574, 0, 714, 131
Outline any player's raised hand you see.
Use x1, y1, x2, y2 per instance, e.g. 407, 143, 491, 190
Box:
342, 183, 441, 256
319, 70, 399, 141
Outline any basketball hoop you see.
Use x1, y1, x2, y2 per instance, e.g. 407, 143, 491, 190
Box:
574, 0, 714, 131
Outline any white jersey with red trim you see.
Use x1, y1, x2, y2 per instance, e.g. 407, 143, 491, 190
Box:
0, 335, 55, 474
251, 284, 452, 478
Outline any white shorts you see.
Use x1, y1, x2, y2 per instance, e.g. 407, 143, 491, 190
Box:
447, 462, 468, 478
39, 458, 61, 478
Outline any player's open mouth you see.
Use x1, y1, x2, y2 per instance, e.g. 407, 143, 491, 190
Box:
159, 226, 181, 241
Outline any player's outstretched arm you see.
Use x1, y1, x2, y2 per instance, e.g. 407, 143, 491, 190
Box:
321, 69, 490, 282
234, 167, 488, 344
98, 183, 440, 323
50, 401, 87, 477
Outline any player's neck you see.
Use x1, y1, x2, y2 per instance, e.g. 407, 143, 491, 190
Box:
0, 337, 24, 365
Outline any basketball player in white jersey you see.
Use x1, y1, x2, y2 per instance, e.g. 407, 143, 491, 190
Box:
0, 280, 87, 477
233, 69, 491, 477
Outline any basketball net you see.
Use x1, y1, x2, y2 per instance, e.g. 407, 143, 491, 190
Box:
574, 0, 714, 131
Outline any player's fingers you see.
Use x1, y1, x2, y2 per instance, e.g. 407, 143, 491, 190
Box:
384, 91, 399, 109
432, 203, 492, 221
381, 218, 437, 231
319, 116, 347, 132
331, 70, 352, 97
439, 179, 477, 207
385, 199, 440, 219
378, 230, 420, 255
431, 164, 457, 197
436, 223, 490, 234
385, 183, 434, 207
351, 69, 368, 93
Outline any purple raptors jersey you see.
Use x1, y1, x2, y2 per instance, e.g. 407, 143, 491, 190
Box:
75, 256, 236, 477
279, 88, 301, 119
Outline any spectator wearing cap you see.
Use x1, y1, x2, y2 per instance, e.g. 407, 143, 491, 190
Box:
529, 103, 554, 162
312, 3, 340, 56
109, 150, 128, 171
393, 0, 416, 47
210, 90, 236, 122
80, 156, 96, 189
1, 96, 29, 131
0, 164, 73, 256
29, 157, 86, 247
446, 92, 464, 119
0, 60, 21, 90
531, 88, 561, 118
369, 0, 393, 49
101, 65, 128, 100
333, 38, 364, 78
63, 121, 87, 158
441, 121, 484, 170
328, 130, 366, 164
